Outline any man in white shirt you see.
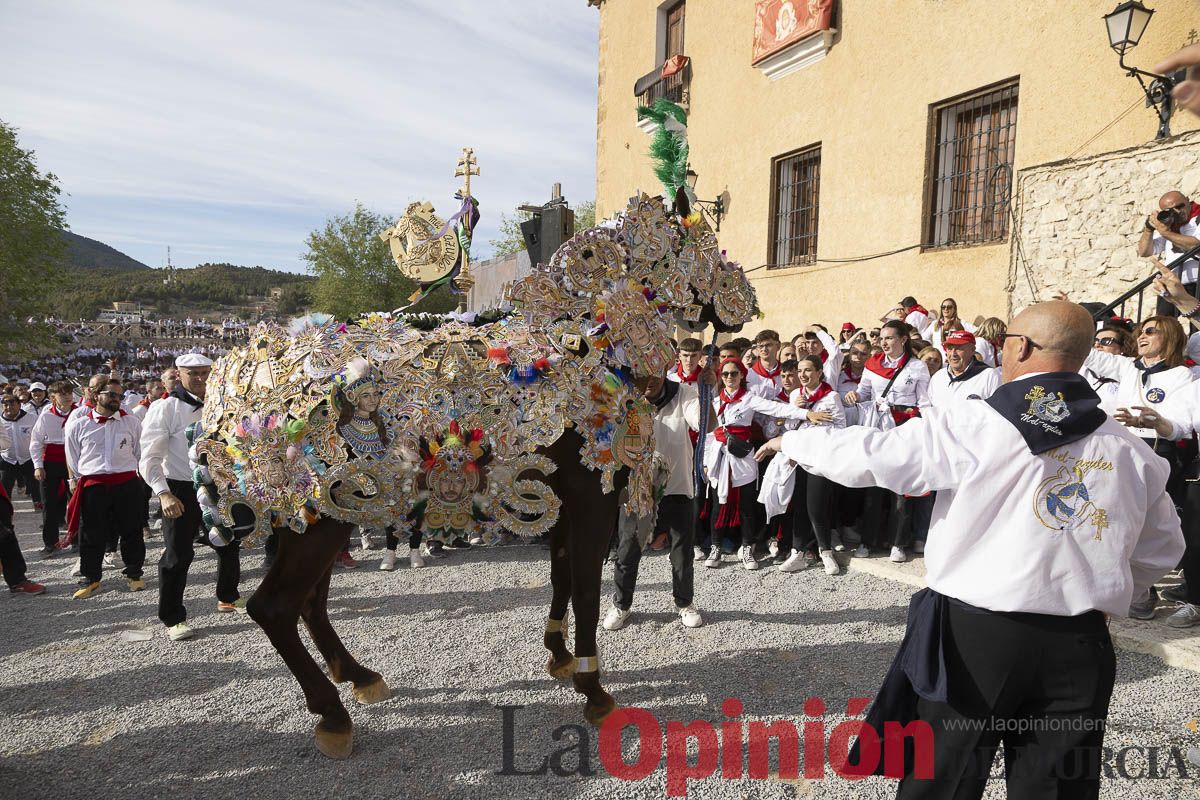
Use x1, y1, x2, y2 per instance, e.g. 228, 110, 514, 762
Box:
141, 354, 244, 641
756, 300, 1183, 797
64, 380, 146, 598
1138, 190, 1200, 316
899, 296, 933, 339
927, 331, 1001, 409
30, 381, 75, 555
0, 394, 40, 511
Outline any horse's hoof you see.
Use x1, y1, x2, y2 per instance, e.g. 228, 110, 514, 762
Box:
584, 697, 618, 727
546, 655, 576, 681
314, 722, 353, 759
352, 677, 391, 705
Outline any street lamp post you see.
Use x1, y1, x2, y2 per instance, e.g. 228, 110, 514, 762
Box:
684, 168, 726, 232
1103, 1, 1175, 140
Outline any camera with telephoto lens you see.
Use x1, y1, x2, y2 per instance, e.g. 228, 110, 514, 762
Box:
1157, 208, 1179, 226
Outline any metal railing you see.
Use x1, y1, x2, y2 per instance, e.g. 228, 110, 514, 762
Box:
1089, 243, 1200, 321
634, 59, 691, 108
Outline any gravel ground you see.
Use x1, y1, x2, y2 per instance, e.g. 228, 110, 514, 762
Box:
2, 497, 1199, 800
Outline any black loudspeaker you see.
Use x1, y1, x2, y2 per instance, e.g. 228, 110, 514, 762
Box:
540, 206, 574, 263
520, 217, 542, 265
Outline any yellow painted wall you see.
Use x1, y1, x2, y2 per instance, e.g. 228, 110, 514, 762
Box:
594, 0, 1199, 336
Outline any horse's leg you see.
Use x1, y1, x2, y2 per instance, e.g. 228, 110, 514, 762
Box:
247, 519, 355, 759
300, 561, 390, 705
544, 511, 575, 679
567, 468, 623, 726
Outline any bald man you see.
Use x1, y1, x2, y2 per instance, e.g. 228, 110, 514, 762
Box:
758, 301, 1183, 798
1137, 190, 1200, 317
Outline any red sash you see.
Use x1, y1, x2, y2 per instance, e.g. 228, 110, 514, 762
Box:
61, 471, 138, 547
43, 443, 66, 464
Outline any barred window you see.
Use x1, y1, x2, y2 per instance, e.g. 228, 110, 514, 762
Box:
770, 145, 821, 268
926, 80, 1018, 248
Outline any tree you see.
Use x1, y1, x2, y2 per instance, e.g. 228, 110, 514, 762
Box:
488, 200, 596, 258
0, 120, 67, 356
303, 203, 455, 319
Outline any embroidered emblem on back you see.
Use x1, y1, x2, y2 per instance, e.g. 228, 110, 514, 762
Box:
1026, 386, 1069, 423
1033, 449, 1113, 540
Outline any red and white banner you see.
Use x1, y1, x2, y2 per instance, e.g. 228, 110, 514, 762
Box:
752, 0, 834, 64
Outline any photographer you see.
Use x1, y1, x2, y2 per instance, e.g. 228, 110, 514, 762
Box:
1137, 190, 1200, 316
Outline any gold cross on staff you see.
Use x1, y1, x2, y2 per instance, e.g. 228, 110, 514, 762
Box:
455, 147, 479, 197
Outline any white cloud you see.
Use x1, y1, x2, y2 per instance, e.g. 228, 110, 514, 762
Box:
0, 0, 599, 272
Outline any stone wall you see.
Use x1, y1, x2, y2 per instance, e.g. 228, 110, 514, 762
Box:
1008, 131, 1200, 318
465, 249, 531, 313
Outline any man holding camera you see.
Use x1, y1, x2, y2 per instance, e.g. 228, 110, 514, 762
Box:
1138, 190, 1200, 316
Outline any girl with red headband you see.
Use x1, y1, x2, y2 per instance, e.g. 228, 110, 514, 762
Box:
702, 356, 808, 571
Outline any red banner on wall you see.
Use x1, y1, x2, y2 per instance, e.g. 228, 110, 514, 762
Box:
752, 0, 834, 64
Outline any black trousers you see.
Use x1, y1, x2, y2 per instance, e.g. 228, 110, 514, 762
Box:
79, 478, 145, 582
385, 525, 422, 550
1, 459, 40, 505
860, 488, 913, 549
897, 602, 1114, 800
0, 522, 29, 588
837, 484, 868, 544
39, 461, 70, 549
1181, 482, 1200, 605
612, 495, 695, 610
157, 479, 241, 626
712, 483, 760, 548
790, 468, 836, 552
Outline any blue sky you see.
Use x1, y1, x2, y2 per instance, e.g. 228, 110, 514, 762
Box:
0, 0, 599, 272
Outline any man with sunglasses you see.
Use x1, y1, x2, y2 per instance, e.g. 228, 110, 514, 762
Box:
756, 300, 1183, 797
64, 379, 146, 598
1138, 190, 1200, 317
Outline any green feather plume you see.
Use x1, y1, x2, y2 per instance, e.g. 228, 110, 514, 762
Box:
636, 99, 689, 200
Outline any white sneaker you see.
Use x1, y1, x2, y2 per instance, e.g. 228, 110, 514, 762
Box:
778, 552, 807, 573
694, 546, 706, 561
740, 546, 760, 571
70, 557, 83, 577
704, 545, 722, 568
104, 552, 125, 569
1167, 603, 1200, 629
360, 533, 373, 551
167, 622, 194, 641
913, 540, 926, 555
379, 550, 397, 571
408, 546, 425, 568
854, 544, 870, 558
602, 606, 632, 631
768, 539, 779, 557
678, 605, 704, 628
469, 535, 484, 546
889, 546, 908, 563
820, 550, 840, 576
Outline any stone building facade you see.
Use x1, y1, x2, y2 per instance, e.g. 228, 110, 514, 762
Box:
1009, 131, 1200, 316
589, 0, 1199, 331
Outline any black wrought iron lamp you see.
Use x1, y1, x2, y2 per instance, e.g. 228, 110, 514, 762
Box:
685, 169, 726, 232
1103, 1, 1175, 140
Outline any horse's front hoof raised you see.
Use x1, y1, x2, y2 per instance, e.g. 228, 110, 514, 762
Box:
314, 721, 354, 759
546, 654, 577, 681
584, 695, 617, 727
352, 677, 391, 705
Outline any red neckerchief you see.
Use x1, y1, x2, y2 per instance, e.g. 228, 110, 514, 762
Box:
717, 386, 747, 417
908, 304, 929, 316
88, 408, 127, 424
841, 367, 861, 386
818, 350, 828, 364
138, 397, 153, 408
51, 403, 75, 428
776, 389, 789, 402
865, 352, 909, 380
672, 363, 701, 384
799, 382, 834, 407
750, 360, 780, 380
1182, 202, 1200, 228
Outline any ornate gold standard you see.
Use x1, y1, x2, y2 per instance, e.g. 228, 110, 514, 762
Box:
190, 194, 758, 547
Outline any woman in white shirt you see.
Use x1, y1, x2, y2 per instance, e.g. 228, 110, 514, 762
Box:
702, 357, 808, 571
928, 297, 976, 351
1085, 326, 1133, 415
843, 319, 931, 563
778, 355, 847, 576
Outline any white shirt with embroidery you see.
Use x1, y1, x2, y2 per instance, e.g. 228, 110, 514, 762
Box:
64, 410, 142, 478
1082, 349, 1196, 439
928, 365, 1001, 409
778, 394, 1183, 617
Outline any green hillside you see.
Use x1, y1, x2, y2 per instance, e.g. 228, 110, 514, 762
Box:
60, 230, 151, 270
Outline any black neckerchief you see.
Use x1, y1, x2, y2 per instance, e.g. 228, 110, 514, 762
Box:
1133, 358, 1171, 386
1, 410, 23, 423
170, 384, 204, 409
985, 372, 1106, 455
947, 358, 988, 383
650, 378, 680, 411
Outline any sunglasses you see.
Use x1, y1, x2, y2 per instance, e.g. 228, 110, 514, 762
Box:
940, 305, 956, 310
97, 390, 122, 398
1094, 337, 1119, 347
720, 371, 742, 377
998, 332, 1043, 350
1140, 327, 1160, 336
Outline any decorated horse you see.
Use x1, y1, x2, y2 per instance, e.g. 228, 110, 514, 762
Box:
189, 192, 757, 758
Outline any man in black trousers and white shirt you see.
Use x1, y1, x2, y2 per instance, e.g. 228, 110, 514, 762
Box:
140, 353, 244, 641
